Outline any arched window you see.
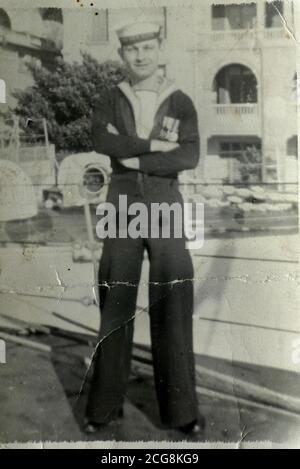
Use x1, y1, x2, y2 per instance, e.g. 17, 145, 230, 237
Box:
213, 64, 258, 104
0, 9, 11, 29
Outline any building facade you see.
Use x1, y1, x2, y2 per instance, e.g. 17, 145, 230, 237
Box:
193, 1, 298, 185
0, 8, 62, 202
0, 7, 62, 110
1, 2, 297, 185
62, 1, 298, 185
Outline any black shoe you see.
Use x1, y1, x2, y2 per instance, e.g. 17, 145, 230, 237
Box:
84, 421, 107, 434
178, 416, 206, 436
84, 407, 124, 434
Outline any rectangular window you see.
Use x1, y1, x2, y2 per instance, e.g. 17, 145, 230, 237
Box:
219, 141, 261, 158
287, 136, 298, 157
212, 3, 257, 31
212, 5, 226, 31
219, 141, 262, 182
265, 1, 284, 28
220, 142, 230, 152
87, 9, 109, 44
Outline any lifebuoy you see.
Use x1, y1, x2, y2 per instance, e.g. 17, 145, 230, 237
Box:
57, 152, 112, 207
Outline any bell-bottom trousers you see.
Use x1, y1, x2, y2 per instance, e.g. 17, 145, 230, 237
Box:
86, 173, 198, 428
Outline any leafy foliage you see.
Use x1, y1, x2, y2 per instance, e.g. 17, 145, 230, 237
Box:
14, 53, 126, 154
239, 146, 262, 182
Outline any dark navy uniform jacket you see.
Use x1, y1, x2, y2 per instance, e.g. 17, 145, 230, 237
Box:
91, 80, 200, 178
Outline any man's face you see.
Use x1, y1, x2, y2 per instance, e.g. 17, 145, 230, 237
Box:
119, 39, 161, 80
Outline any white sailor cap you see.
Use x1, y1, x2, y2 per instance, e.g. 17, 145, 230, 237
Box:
116, 22, 162, 46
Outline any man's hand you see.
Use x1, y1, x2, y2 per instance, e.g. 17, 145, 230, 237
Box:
120, 158, 140, 170
150, 139, 179, 153
105, 125, 176, 169
105, 124, 138, 169
106, 125, 179, 154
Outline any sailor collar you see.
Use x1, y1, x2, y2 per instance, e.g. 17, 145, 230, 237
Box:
117, 75, 178, 126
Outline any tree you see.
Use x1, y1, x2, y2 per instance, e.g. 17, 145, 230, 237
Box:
13, 53, 126, 155
239, 145, 262, 182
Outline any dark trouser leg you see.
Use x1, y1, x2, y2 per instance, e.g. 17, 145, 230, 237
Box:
148, 238, 198, 428
86, 237, 144, 424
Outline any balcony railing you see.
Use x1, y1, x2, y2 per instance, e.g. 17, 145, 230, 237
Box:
211, 28, 256, 42
263, 27, 287, 40
209, 27, 289, 44
213, 104, 259, 116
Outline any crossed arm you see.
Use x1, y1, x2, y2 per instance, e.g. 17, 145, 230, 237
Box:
91, 93, 200, 177
104, 123, 179, 170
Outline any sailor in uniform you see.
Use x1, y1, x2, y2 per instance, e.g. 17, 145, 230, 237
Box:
85, 22, 205, 436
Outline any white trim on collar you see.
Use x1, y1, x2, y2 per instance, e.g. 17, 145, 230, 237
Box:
117, 81, 140, 129
117, 79, 179, 128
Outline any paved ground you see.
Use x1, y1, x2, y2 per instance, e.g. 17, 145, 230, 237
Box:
0, 234, 299, 371
0, 232, 299, 445
1, 338, 300, 446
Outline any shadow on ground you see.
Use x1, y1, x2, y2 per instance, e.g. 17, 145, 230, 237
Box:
1, 336, 300, 444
